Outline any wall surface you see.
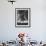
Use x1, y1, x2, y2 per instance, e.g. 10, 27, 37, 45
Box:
0, 0, 46, 42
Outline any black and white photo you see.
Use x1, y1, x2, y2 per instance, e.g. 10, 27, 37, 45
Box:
15, 8, 31, 27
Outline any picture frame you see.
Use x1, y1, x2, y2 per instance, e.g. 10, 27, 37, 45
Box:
15, 8, 31, 27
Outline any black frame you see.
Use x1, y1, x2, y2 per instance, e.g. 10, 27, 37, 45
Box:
15, 8, 31, 28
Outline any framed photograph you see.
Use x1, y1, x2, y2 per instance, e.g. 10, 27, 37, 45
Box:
15, 8, 31, 27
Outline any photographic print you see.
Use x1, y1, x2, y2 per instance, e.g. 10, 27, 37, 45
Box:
15, 8, 31, 27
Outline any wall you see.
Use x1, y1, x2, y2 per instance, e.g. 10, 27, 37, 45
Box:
0, 0, 46, 42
